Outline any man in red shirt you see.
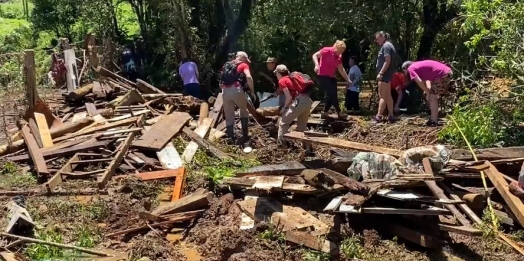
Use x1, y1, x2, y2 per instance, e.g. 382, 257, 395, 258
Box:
275, 65, 313, 153
219, 51, 255, 142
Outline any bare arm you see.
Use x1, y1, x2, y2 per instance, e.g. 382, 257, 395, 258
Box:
243, 68, 255, 94
283, 88, 293, 108
413, 77, 429, 93
312, 51, 321, 67
338, 64, 349, 82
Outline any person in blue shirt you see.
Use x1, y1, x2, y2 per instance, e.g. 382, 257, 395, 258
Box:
121, 44, 137, 81
345, 56, 363, 113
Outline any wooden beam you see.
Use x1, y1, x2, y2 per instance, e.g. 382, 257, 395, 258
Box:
136, 79, 166, 94
23, 50, 38, 108
20, 125, 48, 176
98, 131, 136, 188
284, 131, 403, 157
152, 188, 213, 215
132, 112, 191, 151
7, 140, 106, 162
182, 117, 213, 164
34, 112, 53, 148
182, 127, 232, 160
484, 162, 524, 227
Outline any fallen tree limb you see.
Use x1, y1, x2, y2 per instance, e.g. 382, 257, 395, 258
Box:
0, 232, 112, 257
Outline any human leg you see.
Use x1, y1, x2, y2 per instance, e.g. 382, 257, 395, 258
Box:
295, 96, 313, 151
221, 88, 237, 141
318, 76, 332, 117
231, 89, 250, 139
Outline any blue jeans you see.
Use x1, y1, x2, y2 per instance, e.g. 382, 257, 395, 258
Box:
184, 83, 201, 99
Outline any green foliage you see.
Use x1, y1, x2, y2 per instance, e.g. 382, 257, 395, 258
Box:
302, 250, 330, 261
26, 228, 66, 260
439, 97, 507, 148
204, 157, 260, 184
1, 161, 20, 175
340, 236, 370, 260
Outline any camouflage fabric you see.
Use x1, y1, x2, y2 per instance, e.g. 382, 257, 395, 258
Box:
399, 144, 451, 172
347, 152, 401, 181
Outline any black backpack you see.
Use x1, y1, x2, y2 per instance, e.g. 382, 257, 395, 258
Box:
220, 61, 245, 86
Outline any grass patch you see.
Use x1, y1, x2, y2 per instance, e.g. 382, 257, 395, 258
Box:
302, 250, 330, 261
340, 236, 371, 260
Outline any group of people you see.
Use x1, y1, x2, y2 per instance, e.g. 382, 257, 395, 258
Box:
315, 31, 453, 127
175, 31, 453, 151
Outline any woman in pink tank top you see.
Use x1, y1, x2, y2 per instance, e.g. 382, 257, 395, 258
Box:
401, 60, 452, 127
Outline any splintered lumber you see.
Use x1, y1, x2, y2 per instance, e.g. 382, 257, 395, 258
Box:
284, 131, 403, 157
28, 118, 43, 148
246, 102, 267, 124
171, 167, 186, 201
45, 154, 80, 192
0, 252, 19, 261
422, 158, 473, 229
67, 83, 93, 101
338, 204, 451, 215
320, 168, 369, 195
92, 81, 105, 98
54, 117, 139, 143
7, 140, 106, 162
484, 162, 524, 227
235, 162, 306, 177
136, 79, 166, 94
389, 223, 442, 248
122, 168, 185, 181
157, 142, 183, 169
49, 117, 94, 138
222, 177, 324, 194
152, 189, 213, 215
98, 131, 136, 188
199, 103, 209, 125
0, 139, 25, 157
97, 66, 136, 87
208, 93, 223, 129
85, 103, 98, 116
106, 214, 197, 238
182, 127, 232, 160
110, 89, 145, 107
20, 125, 49, 176
34, 112, 53, 147
439, 183, 483, 224
452, 147, 524, 161
237, 196, 330, 235
182, 118, 213, 163
132, 112, 191, 151
285, 230, 337, 253
142, 93, 183, 99
301, 169, 335, 189
0, 232, 111, 257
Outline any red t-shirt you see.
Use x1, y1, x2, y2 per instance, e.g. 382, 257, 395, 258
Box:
391, 72, 405, 90
318, 47, 341, 77
278, 76, 293, 96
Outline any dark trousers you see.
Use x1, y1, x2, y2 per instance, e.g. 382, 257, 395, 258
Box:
345, 90, 360, 110
183, 83, 202, 99
318, 76, 340, 113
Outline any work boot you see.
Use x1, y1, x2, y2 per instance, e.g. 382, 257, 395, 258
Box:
240, 117, 249, 140
303, 143, 315, 157
226, 125, 236, 144
337, 111, 348, 120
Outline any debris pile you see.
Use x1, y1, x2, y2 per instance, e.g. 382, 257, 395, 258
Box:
1, 49, 524, 260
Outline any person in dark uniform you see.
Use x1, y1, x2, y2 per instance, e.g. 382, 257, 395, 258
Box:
258, 57, 285, 108
121, 44, 137, 82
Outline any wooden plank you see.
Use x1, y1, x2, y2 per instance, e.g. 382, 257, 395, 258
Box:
132, 112, 191, 151
309, 101, 321, 113
284, 230, 337, 253
20, 125, 49, 176
439, 183, 483, 224
157, 142, 183, 169
0, 252, 20, 261
171, 167, 186, 201
320, 168, 369, 195
323, 196, 343, 212
85, 103, 98, 116
182, 117, 213, 163
92, 81, 105, 98
422, 158, 472, 227
64, 48, 78, 92
23, 50, 38, 108
182, 127, 232, 160
34, 112, 53, 147
484, 162, 524, 227
136, 79, 166, 94
252, 176, 285, 190
124, 167, 184, 181
72, 112, 88, 123
54, 117, 139, 143
452, 147, 524, 161
45, 154, 79, 192
151, 189, 213, 215
208, 93, 223, 129
108, 109, 149, 122
98, 131, 136, 188
337, 204, 450, 215
235, 162, 306, 177
28, 118, 43, 148
389, 223, 442, 248
284, 131, 403, 157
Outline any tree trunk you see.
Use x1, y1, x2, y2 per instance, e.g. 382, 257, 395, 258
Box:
416, 0, 458, 60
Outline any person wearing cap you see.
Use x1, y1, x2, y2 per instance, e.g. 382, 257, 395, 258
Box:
312, 40, 350, 119
219, 51, 255, 142
258, 57, 286, 108
275, 64, 313, 153
401, 60, 452, 126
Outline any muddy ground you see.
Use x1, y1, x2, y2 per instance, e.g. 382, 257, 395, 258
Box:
0, 86, 523, 261
0, 116, 522, 261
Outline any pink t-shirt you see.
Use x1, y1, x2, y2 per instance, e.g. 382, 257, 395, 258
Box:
318, 47, 341, 77
407, 60, 451, 82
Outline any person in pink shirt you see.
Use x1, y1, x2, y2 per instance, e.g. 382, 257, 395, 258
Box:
312, 40, 350, 119
401, 60, 452, 126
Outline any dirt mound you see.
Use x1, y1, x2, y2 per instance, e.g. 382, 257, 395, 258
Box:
128, 231, 186, 261
187, 194, 304, 261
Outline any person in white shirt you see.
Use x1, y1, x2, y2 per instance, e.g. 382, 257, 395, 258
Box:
345, 56, 363, 113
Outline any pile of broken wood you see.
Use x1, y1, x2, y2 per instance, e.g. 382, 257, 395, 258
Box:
2, 63, 524, 257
